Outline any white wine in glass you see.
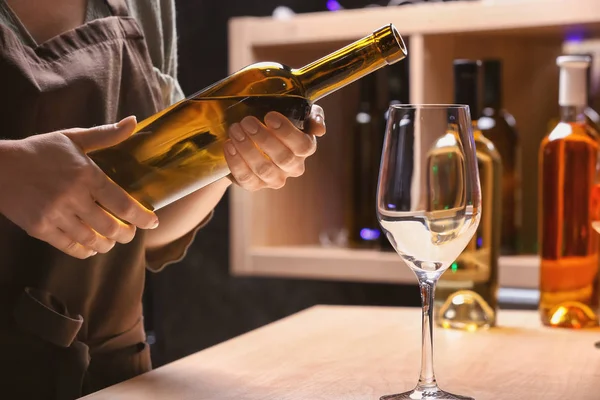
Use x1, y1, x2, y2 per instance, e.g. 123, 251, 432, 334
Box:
377, 104, 482, 400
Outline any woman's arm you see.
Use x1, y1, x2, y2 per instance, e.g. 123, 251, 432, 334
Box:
144, 177, 230, 250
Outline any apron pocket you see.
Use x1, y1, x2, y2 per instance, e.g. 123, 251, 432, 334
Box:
3, 287, 90, 400
13, 287, 83, 347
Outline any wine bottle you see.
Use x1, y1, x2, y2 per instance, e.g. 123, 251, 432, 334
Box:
379, 59, 410, 251
434, 59, 502, 331
539, 55, 600, 329
347, 73, 384, 248
89, 24, 407, 211
477, 60, 521, 256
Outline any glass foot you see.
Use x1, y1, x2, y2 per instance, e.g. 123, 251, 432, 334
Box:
380, 386, 474, 400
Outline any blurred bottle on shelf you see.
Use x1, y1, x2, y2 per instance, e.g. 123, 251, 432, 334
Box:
347, 73, 384, 249
477, 59, 521, 255
435, 59, 502, 331
378, 59, 410, 252
539, 55, 600, 329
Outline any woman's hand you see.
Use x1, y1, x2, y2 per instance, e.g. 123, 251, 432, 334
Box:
224, 105, 326, 191
0, 117, 158, 259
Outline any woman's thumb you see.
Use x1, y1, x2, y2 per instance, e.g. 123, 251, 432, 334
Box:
62, 116, 137, 153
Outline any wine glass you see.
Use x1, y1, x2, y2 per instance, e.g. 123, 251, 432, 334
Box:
377, 104, 482, 400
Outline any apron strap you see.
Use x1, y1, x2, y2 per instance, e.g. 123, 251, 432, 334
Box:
104, 0, 130, 17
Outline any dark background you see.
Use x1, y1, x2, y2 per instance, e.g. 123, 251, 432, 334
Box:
146, 0, 421, 367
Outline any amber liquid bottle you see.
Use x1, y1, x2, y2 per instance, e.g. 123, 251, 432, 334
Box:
435, 60, 502, 331
347, 73, 384, 248
89, 24, 407, 211
478, 59, 521, 255
539, 55, 600, 329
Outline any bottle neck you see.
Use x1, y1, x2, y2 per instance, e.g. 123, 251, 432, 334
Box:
560, 105, 586, 123
453, 60, 481, 121
294, 24, 406, 102
482, 60, 502, 110
483, 98, 501, 111
387, 61, 409, 104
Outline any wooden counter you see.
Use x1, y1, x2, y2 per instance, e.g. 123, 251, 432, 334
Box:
83, 306, 600, 399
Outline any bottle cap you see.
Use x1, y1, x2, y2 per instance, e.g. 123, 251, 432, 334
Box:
557, 55, 591, 107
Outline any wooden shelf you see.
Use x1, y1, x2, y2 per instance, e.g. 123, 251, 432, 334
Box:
243, 247, 539, 289
229, 0, 600, 48
227, 0, 600, 289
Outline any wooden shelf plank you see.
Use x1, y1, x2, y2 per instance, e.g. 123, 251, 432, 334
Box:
236, 246, 540, 289
229, 0, 600, 49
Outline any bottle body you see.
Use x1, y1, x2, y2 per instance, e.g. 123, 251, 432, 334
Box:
91, 91, 310, 211
539, 55, 600, 329
89, 24, 407, 211
539, 120, 599, 328
435, 127, 502, 330
435, 59, 502, 330
478, 59, 521, 255
478, 109, 520, 255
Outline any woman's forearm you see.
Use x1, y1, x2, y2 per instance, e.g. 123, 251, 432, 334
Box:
144, 177, 231, 250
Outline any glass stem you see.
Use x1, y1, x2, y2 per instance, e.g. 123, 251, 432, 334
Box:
417, 275, 439, 389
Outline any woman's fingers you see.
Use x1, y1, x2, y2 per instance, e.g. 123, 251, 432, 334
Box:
76, 198, 136, 244
263, 113, 317, 157
229, 122, 286, 188
224, 140, 264, 191
57, 215, 116, 254
46, 228, 97, 259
